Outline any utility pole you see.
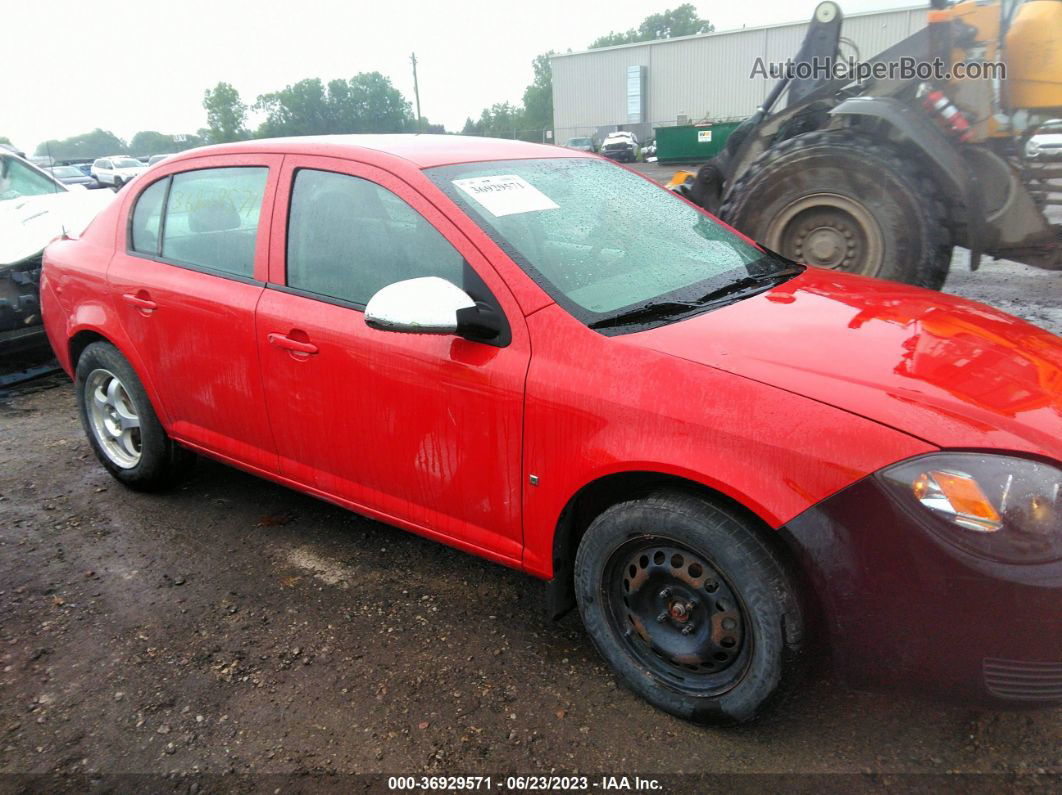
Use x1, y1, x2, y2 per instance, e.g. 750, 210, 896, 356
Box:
410, 52, 423, 133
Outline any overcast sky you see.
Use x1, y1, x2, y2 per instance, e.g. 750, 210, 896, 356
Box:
4, 0, 917, 153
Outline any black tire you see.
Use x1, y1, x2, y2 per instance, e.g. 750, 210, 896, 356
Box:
574, 490, 805, 725
75, 341, 194, 491
113, 177, 124, 191
720, 131, 953, 290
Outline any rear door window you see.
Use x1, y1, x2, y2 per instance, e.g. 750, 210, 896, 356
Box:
159, 167, 268, 278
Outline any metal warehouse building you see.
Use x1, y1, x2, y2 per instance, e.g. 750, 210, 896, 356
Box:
551, 5, 927, 144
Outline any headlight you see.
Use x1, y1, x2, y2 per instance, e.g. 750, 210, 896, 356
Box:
880, 453, 1061, 563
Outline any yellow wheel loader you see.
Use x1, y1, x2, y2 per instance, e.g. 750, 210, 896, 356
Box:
675, 0, 1062, 289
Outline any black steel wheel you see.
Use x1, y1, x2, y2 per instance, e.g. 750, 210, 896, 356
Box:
605, 539, 750, 695
575, 490, 806, 725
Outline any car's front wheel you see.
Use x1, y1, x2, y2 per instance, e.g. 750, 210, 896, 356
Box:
75, 341, 194, 491
574, 490, 806, 725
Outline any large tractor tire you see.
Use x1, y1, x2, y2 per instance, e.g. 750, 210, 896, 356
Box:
720, 131, 953, 289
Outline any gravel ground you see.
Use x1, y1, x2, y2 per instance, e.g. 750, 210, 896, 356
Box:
0, 171, 1059, 788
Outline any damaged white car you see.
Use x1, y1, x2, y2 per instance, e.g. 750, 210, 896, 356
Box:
1, 152, 114, 351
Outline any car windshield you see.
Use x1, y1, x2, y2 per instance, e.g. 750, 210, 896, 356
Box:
51, 166, 82, 178
0, 155, 63, 200
112, 158, 142, 168
428, 157, 792, 326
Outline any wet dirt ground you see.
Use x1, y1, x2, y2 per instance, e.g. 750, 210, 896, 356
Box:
1, 174, 1060, 788
2, 384, 1060, 790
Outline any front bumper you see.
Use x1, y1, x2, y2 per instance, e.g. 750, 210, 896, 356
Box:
781, 473, 1062, 706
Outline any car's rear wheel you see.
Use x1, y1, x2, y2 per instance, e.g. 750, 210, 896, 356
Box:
574, 490, 806, 725
75, 341, 194, 490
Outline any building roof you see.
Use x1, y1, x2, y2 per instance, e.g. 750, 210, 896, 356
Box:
551, 4, 925, 59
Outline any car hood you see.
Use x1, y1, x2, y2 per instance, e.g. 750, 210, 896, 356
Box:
626, 268, 1062, 461
0, 189, 116, 266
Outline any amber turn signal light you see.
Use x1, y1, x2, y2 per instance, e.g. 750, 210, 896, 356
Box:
911, 470, 1002, 533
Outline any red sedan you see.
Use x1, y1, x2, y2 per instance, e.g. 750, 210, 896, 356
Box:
41, 136, 1062, 724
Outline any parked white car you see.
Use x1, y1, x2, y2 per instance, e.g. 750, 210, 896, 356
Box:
90, 156, 148, 189
1026, 120, 1062, 160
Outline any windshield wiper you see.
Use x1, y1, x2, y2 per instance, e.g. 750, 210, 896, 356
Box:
691, 268, 801, 305
589, 267, 803, 331
588, 299, 705, 330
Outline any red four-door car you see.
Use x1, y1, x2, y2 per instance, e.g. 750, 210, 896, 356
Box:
41, 135, 1061, 724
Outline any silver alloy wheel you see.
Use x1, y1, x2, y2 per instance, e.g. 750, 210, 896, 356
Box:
85, 368, 142, 468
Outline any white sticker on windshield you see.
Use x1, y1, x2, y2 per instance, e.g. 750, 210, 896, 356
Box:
452, 175, 559, 217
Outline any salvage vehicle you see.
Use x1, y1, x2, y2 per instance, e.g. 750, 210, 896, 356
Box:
41, 135, 1061, 725
1, 151, 112, 352
600, 131, 639, 162
675, 0, 1062, 288
90, 156, 147, 189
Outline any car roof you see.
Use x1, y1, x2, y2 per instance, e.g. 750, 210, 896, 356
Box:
164, 134, 585, 169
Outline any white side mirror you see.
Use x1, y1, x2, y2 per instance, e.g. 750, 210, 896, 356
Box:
364, 276, 476, 335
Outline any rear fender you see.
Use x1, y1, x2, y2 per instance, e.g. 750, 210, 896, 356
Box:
65, 304, 172, 428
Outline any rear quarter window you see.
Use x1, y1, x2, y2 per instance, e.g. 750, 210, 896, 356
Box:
130, 178, 168, 255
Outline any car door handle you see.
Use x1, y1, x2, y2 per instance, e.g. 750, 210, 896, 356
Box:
121, 292, 157, 312
267, 333, 319, 355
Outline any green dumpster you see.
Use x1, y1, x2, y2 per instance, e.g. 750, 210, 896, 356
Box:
654, 122, 741, 163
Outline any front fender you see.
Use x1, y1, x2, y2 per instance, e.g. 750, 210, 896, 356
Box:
519, 304, 935, 579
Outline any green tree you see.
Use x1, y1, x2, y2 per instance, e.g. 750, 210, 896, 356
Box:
255, 78, 331, 137
414, 118, 447, 134
254, 72, 413, 137
475, 102, 524, 139
202, 82, 249, 143
0, 136, 11, 146
589, 3, 712, 48
129, 130, 203, 156
35, 129, 127, 159
465, 51, 557, 141
521, 52, 555, 134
